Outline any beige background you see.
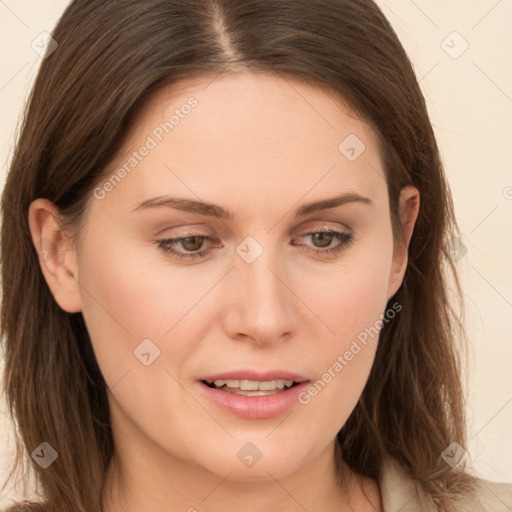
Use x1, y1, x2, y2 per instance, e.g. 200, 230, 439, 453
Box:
1, 0, 511, 505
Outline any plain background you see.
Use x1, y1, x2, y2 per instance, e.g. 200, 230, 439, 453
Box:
0, 0, 511, 505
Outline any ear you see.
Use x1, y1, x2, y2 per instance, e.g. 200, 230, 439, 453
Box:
28, 198, 82, 313
387, 186, 420, 300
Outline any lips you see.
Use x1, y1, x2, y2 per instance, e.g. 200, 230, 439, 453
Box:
199, 370, 309, 383
197, 370, 310, 419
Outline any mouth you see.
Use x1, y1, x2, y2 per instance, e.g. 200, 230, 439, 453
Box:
201, 378, 302, 396
198, 374, 311, 419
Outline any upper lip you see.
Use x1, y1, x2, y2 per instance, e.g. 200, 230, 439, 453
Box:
200, 370, 309, 383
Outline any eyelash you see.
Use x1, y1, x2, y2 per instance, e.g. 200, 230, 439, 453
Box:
156, 228, 353, 261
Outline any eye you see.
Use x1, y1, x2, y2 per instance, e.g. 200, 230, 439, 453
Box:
156, 227, 354, 261
157, 234, 218, 260
292, 228, 353, 256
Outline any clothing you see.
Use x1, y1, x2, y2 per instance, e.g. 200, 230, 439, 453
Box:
381, 456, 512, 511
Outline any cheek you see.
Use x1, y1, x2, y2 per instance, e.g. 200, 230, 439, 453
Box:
300, 231, 394, 342
295, 236, 394, 421
76, 231, 209, 387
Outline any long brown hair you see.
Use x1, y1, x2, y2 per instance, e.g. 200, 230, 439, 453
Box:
1, 1, 478, 510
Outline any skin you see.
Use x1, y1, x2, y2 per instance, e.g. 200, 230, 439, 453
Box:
29, 72, 419, 512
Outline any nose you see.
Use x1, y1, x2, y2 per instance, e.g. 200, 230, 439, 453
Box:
222, 243, 298, 347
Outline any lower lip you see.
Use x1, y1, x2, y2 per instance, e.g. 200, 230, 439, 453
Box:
197, 381, 310, 419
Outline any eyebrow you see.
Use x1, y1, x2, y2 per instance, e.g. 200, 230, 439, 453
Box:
131, 192, 373, 219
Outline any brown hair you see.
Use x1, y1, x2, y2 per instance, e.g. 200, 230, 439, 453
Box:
1, 0, 479, 510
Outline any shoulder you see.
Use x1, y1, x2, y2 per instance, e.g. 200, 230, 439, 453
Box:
379, 456, 512, 512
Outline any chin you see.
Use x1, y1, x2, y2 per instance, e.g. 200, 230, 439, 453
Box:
220, 443, 310, 480
208, 459, 300, 483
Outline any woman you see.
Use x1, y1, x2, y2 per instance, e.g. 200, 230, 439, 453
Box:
1, 1, 511, 511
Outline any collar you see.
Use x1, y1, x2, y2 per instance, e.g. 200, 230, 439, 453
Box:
380, 457, 437, 511
379, 456, 512, 511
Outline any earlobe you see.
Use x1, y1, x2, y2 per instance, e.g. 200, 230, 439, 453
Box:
28, 198, 82, 313
387, 186, 420, 300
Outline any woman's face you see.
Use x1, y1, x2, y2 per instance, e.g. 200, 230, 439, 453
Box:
34, 72, 418, 484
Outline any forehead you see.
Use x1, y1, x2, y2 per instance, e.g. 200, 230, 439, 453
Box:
99, 71, 386, 213
133, 71, 374, 145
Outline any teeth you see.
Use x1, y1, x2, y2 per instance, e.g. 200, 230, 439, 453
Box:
221, 388, 282, 396
259, 380, 279, 391
212, 379, 296, 391
240, 380, 259, 391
